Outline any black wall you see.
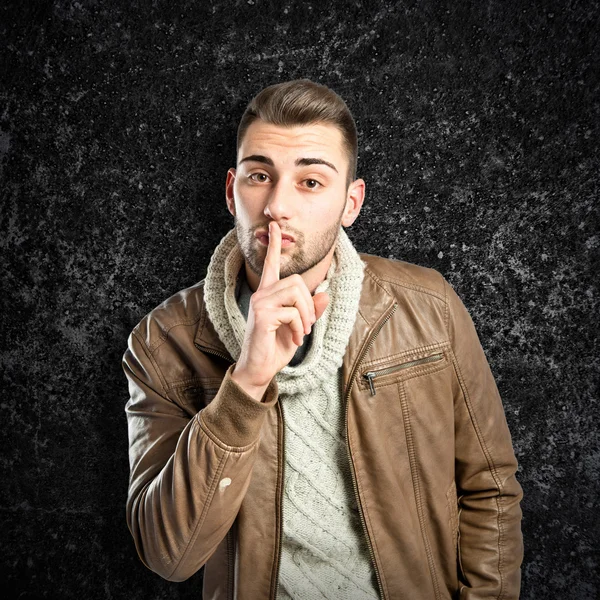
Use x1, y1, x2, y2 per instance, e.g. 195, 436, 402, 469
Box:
1, 1, 598, 598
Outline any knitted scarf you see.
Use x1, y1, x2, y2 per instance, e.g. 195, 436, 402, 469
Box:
203, 227, 365, 396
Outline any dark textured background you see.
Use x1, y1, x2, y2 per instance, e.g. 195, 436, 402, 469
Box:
1, 0, 598, 598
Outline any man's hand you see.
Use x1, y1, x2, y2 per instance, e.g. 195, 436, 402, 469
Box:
230, 221, 329, 400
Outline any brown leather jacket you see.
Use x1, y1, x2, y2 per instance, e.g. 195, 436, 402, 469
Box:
123, 253, 523, 600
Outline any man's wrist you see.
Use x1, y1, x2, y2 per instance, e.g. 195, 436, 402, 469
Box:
230, 364, 271, 402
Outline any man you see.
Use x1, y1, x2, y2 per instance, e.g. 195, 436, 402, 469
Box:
123, 79, 523, 599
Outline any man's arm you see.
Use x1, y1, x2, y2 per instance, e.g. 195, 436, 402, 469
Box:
123, 329, 278, 582
124, 222, 329, 581
444, 279, 524, 599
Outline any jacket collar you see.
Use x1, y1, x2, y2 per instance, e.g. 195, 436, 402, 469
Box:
194, 282, 232, 358
342, 258, 396, 385
194, 257, 396, 368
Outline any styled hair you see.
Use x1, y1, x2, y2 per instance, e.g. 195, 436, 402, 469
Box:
237, 79, 358, 185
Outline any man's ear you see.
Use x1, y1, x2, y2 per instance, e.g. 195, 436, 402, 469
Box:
341, 178, 365, 227
225, 168, 236, 216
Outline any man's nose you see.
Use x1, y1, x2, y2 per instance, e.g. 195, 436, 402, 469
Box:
263, 179, 294, 221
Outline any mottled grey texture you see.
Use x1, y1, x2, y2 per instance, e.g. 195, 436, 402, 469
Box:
1, 0, 598, 598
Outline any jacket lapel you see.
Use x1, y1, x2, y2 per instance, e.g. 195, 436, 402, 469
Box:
193, 282, 232, 359
195, 261, 396, 382
342, 260, 396, 392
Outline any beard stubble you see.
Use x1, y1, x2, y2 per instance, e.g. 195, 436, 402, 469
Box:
235, 213, 344, 280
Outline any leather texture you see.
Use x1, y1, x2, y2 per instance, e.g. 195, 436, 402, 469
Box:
123, 252, 524, 599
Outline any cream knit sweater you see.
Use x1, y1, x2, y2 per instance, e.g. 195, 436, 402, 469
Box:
204, 227, 379, 600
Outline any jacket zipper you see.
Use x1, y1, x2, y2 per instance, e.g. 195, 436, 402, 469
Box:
271, 400, 285, 600
456, 496, 467, 587
197, 323, 408, 599
226, 528, 235, 600
344, 301, 398, 600
194, 343, 234, 365
363, 353, 444, 396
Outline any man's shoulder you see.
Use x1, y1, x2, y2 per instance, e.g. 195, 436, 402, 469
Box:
130, 280, 207, 351
359, 253, 447, 302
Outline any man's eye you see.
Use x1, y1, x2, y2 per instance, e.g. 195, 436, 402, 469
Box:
304, 179, 321, 189
250, 173, 269, 183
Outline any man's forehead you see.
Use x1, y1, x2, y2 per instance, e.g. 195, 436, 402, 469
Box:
239, 120, 345, 159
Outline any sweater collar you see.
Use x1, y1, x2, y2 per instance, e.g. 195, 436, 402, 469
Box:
202, 227, 366, 395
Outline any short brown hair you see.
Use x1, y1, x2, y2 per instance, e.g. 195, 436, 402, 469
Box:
237, 79, 358, 185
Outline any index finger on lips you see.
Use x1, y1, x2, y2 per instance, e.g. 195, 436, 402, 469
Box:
259, 221, 281, 289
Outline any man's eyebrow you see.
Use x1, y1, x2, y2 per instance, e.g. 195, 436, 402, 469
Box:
238, 154, 339, 174
238, 154, 274, 166
295, 157, 338, 173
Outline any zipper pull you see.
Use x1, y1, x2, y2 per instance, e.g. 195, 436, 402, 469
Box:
364, 372, 377, 396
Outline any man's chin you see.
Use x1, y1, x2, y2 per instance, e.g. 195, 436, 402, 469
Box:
247, 248, 293, 274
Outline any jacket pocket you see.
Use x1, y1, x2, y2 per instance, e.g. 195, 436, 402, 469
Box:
447, 481, 468, 586
446, 480, 459, 552
362, 351, 446, 396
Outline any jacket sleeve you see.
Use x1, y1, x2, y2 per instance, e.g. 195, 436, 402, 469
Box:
444, 279, 524, 599
123, 327, 278, 582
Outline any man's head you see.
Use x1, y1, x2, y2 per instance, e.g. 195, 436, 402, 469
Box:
237, 79, 358, 187
226, 79, 365, 292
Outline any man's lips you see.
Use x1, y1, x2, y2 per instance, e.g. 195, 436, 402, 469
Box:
255, 230, 295, 246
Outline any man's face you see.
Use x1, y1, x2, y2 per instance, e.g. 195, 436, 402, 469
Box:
226, 119, 364, 287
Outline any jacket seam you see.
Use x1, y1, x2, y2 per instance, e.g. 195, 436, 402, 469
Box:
446, 481, 459, 552
146, 312, 203, 353
356, 307, 371, 327
346, 425, 390, 600
169, 445, 229, 580
197, 297, 210, 343
496, 495, 507, 600
167, 376, 223, 391
443, 278, 450, 334
197, 412, 261, 453
128, 479, 156, 571
363, 269, 394, 316
364, 266, 446, 302
398, 380, 442, 599
444, 285, 507, 598
132, 329, 170, 395
450, 349, 508, 598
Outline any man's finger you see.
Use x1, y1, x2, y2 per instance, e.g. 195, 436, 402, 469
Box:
313, 292, 330, 321
259, 221, 281, 289
258, 283, 315, 336
270, 307, 305, 347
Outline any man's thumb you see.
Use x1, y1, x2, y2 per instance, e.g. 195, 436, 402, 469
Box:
313, 292, 330, 321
